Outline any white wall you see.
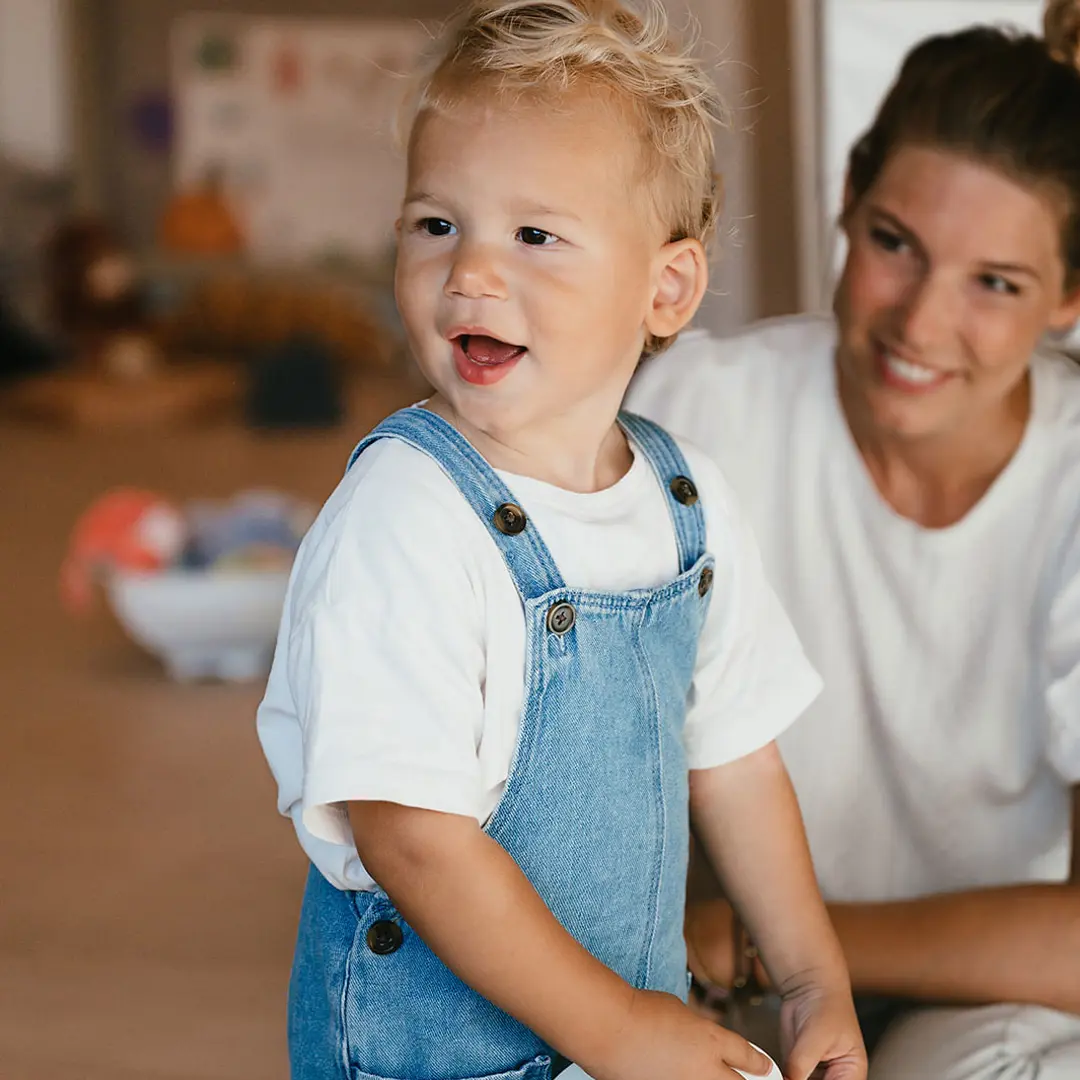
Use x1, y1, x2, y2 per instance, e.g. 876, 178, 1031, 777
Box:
0, 0, 70, 172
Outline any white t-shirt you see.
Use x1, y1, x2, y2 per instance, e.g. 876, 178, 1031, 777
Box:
257, 419, 822, 891
626, 314, 1080, 903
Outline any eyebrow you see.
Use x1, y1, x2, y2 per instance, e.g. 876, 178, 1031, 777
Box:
402, 191, 581, 222
868, 206, 1043, 283
403, 190, 441, 206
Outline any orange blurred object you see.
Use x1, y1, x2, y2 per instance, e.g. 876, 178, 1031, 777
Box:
60, 489, 186, 613
158, 171, 245, 257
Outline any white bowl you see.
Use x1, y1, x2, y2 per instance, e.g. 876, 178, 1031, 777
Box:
106, 568, 289, 682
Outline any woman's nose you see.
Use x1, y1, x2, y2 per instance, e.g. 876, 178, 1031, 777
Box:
896, 274, 955, 350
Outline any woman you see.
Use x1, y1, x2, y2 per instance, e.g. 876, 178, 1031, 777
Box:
627, 25, 1080, 1080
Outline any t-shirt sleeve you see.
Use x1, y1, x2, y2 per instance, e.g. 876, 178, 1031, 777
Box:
285, 443, 491, 845
1046, 519, 1080, 784
680, 446, 822, 770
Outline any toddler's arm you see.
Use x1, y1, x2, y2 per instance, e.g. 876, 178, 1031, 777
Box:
350, 800, 775, 1080
689, 742, 866, 1080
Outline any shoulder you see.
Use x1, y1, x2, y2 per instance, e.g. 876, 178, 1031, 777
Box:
1030, 353, 1080, 530
625, 314, 837, 451
631, 313, 835, 394
1034, 350, 1080, 435
287, 435, 489, 616
655, 430, 756, 568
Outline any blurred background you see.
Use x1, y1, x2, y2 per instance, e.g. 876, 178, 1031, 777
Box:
0, 1, 1044, 1077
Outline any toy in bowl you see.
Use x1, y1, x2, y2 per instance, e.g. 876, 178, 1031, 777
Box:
106, 567, 290, 682
63, 487, 313, 681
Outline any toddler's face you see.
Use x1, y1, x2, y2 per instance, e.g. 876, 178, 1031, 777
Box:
394, 90, 669, 444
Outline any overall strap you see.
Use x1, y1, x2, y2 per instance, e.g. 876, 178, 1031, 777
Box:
618, 411, 707, 573
347, 407, 567, 601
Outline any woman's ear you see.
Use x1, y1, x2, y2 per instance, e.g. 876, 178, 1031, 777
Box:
1048, 281, 1080, 333
645, 238, 709, 340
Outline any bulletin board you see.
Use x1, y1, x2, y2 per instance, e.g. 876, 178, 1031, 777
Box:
170, 15, 430, 266
795, 0, 1044, 310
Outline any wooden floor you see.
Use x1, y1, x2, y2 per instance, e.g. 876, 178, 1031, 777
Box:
0, 373, 418, 1079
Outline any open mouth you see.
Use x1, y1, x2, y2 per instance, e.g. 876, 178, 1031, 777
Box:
452, 333, 526, 386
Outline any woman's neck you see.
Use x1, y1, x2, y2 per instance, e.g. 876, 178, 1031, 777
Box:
838, 369, 1031, 529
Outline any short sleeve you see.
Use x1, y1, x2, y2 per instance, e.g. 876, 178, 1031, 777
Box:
1047, 522, 1080, 784
680, 446, 822, 770
285, 441, 493, 844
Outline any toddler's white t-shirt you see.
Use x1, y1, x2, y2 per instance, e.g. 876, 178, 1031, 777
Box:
627, 315, 1080, 903
257, 421, 821, 891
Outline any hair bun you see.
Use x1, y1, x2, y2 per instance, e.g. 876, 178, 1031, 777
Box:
1045, 0, 1080, 68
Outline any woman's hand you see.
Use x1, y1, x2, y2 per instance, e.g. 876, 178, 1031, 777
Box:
778, 981, 866, 1080
686, 898, 770, 992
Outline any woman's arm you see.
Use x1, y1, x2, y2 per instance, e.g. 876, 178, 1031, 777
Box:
689, 788, 1080, 1015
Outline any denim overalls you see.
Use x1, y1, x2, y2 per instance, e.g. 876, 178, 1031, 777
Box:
289, 406, 715, 1080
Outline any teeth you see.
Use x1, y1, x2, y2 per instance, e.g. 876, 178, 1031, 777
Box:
884, 352, 941, 385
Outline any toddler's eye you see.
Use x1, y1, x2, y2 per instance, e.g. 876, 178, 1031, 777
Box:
517, 227, 558, 246
418, 218, 456, 237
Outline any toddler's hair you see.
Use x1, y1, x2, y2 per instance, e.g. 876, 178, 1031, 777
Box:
407, 0, 725, 260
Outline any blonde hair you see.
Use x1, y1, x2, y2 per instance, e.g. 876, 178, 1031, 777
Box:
407, 0, 725, 255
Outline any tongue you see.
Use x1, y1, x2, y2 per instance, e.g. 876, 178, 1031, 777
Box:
464, 335, 523, 366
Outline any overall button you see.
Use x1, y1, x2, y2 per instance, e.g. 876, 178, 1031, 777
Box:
547, 602, 576, 635
493, 502, 527, 535
367, 920, 403, 955
670, 475, 699, 506
698, 567, 714, 597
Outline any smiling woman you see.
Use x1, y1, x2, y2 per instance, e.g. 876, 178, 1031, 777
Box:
627, 23, 1080, 1080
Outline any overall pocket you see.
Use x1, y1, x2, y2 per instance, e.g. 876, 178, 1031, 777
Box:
350, 1053, 554, 1080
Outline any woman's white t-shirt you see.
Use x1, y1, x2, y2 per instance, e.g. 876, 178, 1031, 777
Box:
626, 314, 1080, 903
257, 423, 821, 891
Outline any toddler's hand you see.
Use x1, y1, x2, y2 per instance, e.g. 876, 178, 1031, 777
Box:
779, 985, 867, 1080
593, 988, 776, 1080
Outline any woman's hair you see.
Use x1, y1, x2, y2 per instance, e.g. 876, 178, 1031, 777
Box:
406, 0, 725, 252
846, 23, 1080, 284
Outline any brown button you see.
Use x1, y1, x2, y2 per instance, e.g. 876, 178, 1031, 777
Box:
367, 920, 403, 955
698, 567, 714, 597
546, 602, 576, 635
493, 502, 527, 535
670, 476, 699, 506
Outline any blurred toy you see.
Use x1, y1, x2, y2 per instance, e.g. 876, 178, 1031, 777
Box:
0, 296, 58, 382
156, 269, 394, 370
60, 489, 187, 613
46, 217, 163, 380
182, 489, 315, 570
158, 166, 245, 257
247, 335, 345, 429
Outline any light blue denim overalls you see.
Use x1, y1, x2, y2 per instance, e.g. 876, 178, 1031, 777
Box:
289, 406, 715, 1080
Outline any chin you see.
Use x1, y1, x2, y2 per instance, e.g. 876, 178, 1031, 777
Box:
866, 395, 952, 442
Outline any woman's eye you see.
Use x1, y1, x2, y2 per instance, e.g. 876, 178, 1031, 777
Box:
979, 273, 1020, 297
517, 226, 558, 246
418, 218, 456, 237
870, 226, 907, 254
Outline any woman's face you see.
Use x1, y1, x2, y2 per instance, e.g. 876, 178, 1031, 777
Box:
834, 144, 1080, 442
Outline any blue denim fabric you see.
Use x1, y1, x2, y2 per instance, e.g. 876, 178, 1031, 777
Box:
289, 407, 714, 1080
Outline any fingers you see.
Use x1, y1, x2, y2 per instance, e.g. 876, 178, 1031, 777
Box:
717, 1031, 774, 1077
785, 1044, 866, 1080
783, 1040, 825, 1080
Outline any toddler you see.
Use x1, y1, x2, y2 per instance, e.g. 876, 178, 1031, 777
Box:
257, 3, 865, 1079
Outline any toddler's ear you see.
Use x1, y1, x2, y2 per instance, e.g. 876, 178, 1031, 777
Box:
646, 238, 708, 340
